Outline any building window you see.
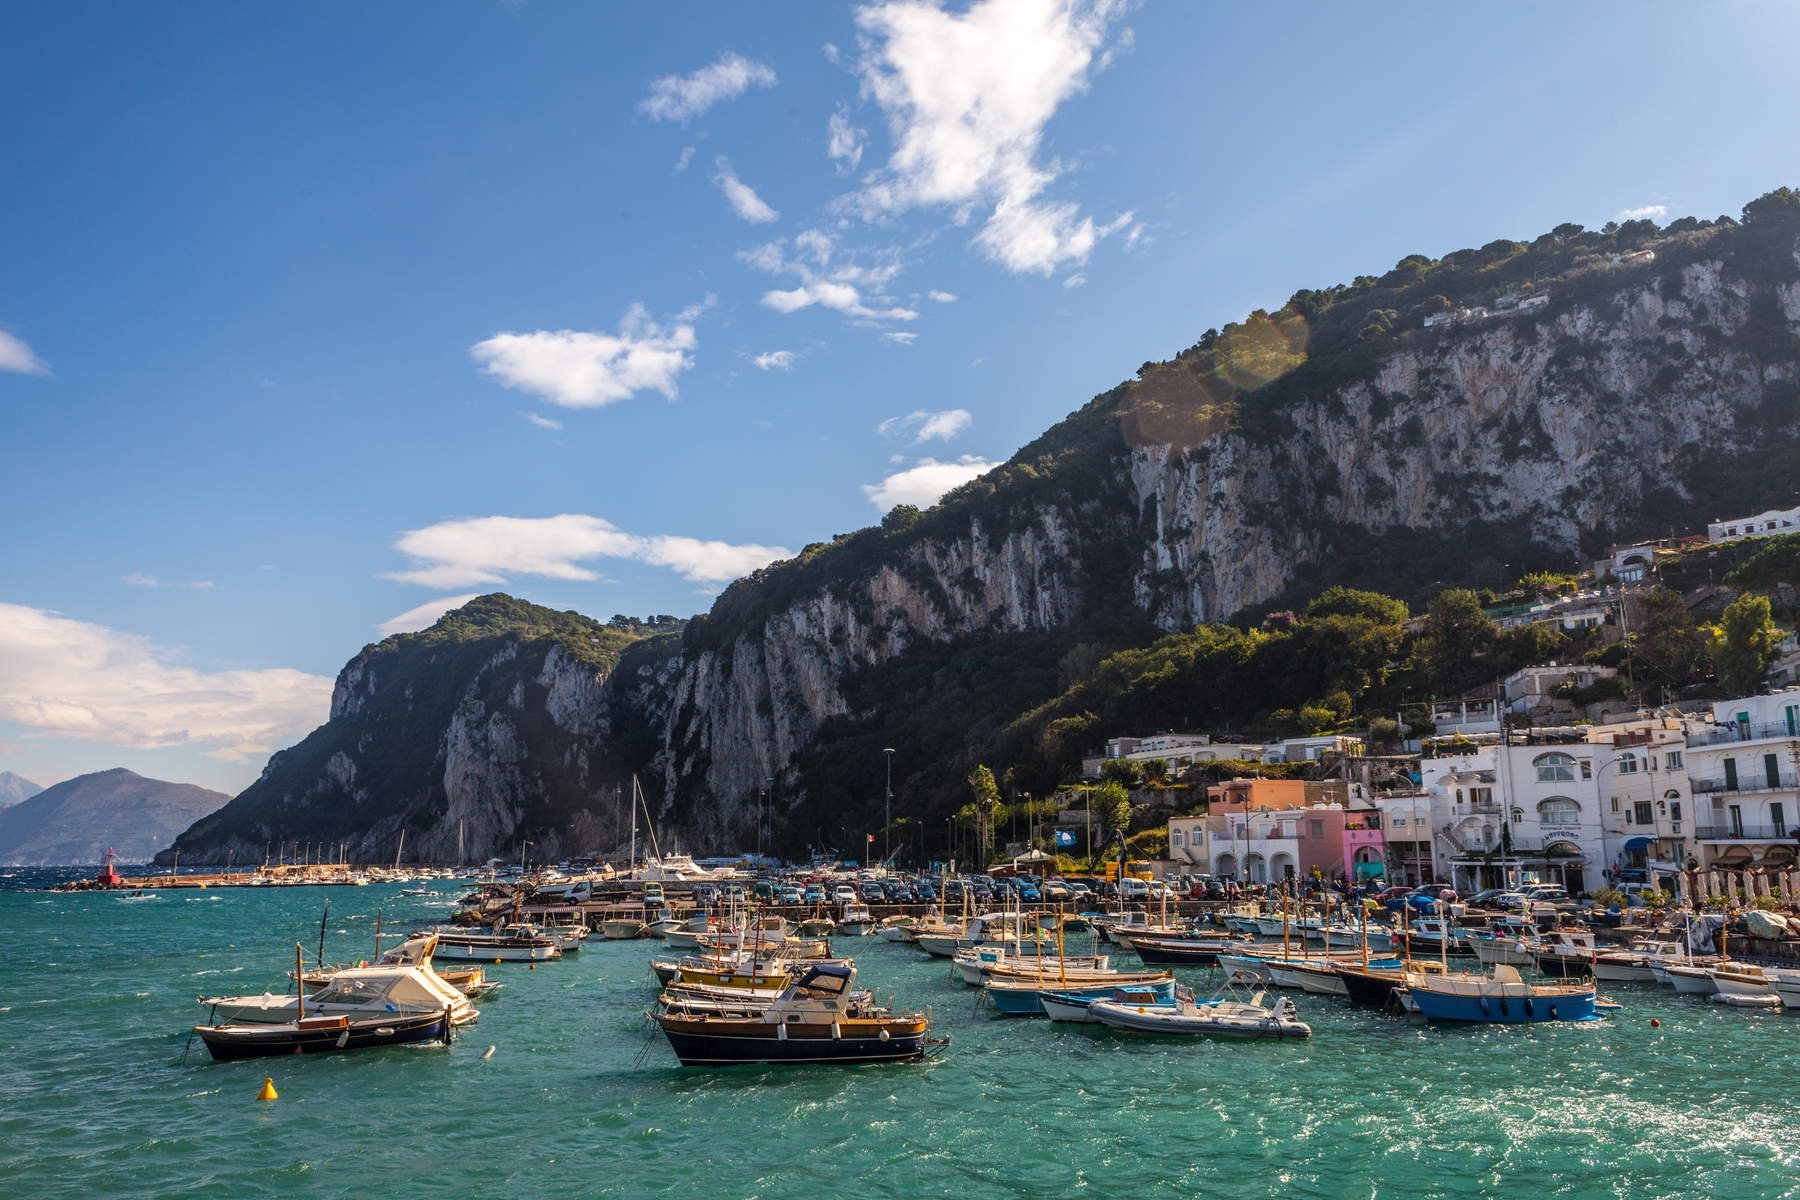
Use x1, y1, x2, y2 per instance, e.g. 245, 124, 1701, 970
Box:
1725, 758, 1739, 790
1666, 751, 1683, 770
1310, 820, 1324, 839
1611, 797, 1620, 813
1776, 804, 1789, 837
1768, 754, 1783, 789
1729, 804, 1745, 837
1635, 801, 1654, 826
1512, 807, 1524, 823
1671, 801, 1682, 823
1536, 753, 1576, 783
1618, 753, 1638, 775
1580, 759, 1593, 780
1171, 831, 1184, 847
1472, 787, 1492, 804
1538, 797, 1580, 824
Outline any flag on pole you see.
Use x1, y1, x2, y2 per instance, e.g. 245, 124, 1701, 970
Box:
1055, 830, 1076, 847
867, 834, 875, 843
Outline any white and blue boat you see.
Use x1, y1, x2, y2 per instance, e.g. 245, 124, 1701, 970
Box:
987, 976, 1175, 1016
1039, 982, 1186, 1023
1406, 963, 1598, 1023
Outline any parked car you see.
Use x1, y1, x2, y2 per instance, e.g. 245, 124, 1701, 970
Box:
781, 887, 804, 905
1120, 878, 1150, 901
802, 885, 825, 904
913, 882, 937, 901
1041, 880, 1072, 901
692, 883, 720, 905
753, 880, 776, 902
833, 884, 857, 903
860, 883, 885, 902
1016, 881, 1041, 902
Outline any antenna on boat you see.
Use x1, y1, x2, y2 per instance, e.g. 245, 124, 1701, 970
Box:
317, 901, 330, 971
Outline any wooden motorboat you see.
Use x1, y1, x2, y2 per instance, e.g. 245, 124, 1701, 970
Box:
1528, 929, 1596, 978
432, 925, 560, 962
1125, 935, 1238, 966
1592, 939, 1687, 984
195, 1009, 454, 1061
836, 902, 878, 937
652, 963, 937, 1066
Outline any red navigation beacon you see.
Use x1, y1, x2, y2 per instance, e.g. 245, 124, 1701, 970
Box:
97, 847, 123, 888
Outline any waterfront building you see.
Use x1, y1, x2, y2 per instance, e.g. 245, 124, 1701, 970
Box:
1681, 693, 1800, 878
1580, 717, 1693, 887
1374, 791, 1436, 885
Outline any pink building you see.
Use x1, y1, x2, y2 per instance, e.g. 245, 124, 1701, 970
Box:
1295, 804, 1387, 883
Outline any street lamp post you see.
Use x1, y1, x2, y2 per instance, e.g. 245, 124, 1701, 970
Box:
883, 748, 895, 867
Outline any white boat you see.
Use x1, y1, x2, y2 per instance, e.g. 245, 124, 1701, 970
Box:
1466, 932, 1538, 968
1664, 963, 1720, 994
1709, 963, 1779, 1000
1767, 967, 1800, 1010
836, 903, 878, 937
201, 962, 477, 1026
432, 925, 560, 962
1089, 973, 1312, 1040
696, 915, 790, 952
599, 919, 647, 940
1591, 939, 1687, 984
632, 854, 719, 883
661, 915, 720, 950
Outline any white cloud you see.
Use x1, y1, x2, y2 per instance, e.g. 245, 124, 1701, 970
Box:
928, 290, 957, 303
0, 602, 332, 761
675, 146, 695, 172
848, 0, 1132, 275
712, 158, 780, 223
882, 331, 918, 345
377, 594, 481, 637
753, 350, 797, 370
385, 514, 790, 588
522, 412, 563, 430
879, 408, 972, 442
1062, 272, 1086, 289
862, 456, 997, 511
1615, 204, 1668, 222
0, 329, 49, 375
639, 52, 777, 123
471, 304, 696, 408
122, 573, 213, 590
742, 232, 918, 323
827, 106, 866, 173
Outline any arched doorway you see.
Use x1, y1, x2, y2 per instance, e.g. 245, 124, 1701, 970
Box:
1213, 853, 1237, 877
1543, 841, 1586, 893
1244, 853, 1267, 884
1269, 852, 1296, 880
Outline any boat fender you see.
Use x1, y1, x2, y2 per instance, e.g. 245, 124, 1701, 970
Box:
1524, 998, 1533, 1020
778, 1023, 788, 1041
831, 1022, 841, 1040
1478, 997, 1490, 1017
879, 1028, 889, 1042
1549, 1005, 1558, 1021
335, 1029, 349, 1049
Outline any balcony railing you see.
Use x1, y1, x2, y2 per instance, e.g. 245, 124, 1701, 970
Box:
1691, 773, 1800, 795
1694, 823, 1797, 841
1687, 721, 1800, 748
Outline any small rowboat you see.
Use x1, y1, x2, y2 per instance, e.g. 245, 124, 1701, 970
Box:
194, 1008, 453, 1061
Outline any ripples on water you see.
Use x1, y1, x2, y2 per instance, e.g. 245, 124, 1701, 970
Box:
2, 869, 1797, 1198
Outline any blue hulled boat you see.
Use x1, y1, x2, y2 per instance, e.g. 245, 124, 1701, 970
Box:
1406, 963, 1598, 1023
988, 976, 1176, 1016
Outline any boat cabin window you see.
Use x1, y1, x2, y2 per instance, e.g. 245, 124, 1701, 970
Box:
794, 972, 849, 999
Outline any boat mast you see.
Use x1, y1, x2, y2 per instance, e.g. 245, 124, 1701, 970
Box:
630, 777, 638, 871
295, 943, 305, 1019
394, 829, 404, 870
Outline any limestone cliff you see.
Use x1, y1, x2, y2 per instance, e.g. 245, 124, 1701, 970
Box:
165, 195, 1800, 863
160, 597, 683, 865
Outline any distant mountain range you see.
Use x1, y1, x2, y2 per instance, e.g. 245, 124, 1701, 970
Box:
0, 768, 231, 865
0, 771, 44, 809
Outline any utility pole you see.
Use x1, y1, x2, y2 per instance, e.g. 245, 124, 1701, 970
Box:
883, 748, 895, 866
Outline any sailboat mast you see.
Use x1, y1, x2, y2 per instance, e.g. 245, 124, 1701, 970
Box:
630, 777, 638, 871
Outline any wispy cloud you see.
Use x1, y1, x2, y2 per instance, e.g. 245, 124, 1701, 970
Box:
1062, 272, 1086, 289
522, 412, 564, 431
0, 602, 331, 761
845, 0, 1133, 275
377, 594, 480, 637
882, 331, 917, 345
674, 146, 695, 172
879, 408, 972, 443
385, 514, 790, 588
827, 105, 866, 174
863, 456, 997, 511
0, 329, 50, 375
752, 350, 797, 370
471, 304, 697, 408
1616, 204, 1668, 222
639, 52, 777, 124
713, 157, 779, 223
741, 230, 918, 323
123, 573, 213, 591
928, 290, 957, 303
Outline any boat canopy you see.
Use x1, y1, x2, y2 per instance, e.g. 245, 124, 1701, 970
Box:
310, 966, 463, 1010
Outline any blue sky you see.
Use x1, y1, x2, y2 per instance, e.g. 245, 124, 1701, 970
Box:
4, 0, 1798, 794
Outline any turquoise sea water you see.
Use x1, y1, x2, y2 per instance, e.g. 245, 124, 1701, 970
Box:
3, 873, 1798, 1199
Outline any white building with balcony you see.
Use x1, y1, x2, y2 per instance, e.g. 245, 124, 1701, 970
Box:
1375, 792, 1436, 885
1709, 506, 1800, 544
1419, 740, 1610, 894
1681, 693, 1800, 875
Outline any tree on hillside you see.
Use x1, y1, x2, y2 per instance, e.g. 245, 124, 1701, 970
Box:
1094, 780, 1133, 841
1413, 590, 1499, 696
1716, 595, 1780, 696
1099, 758, 1143, 786
1632, 588, 1711, 698
1725, 534, 1800, 609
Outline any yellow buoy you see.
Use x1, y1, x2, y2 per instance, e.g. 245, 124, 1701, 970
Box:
256, 1077, 278, 1101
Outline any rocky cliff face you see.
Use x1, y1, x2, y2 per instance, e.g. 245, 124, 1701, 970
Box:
162, 599, 683, 865
166, 203, 1800, 862
660, 215, 1800, 850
